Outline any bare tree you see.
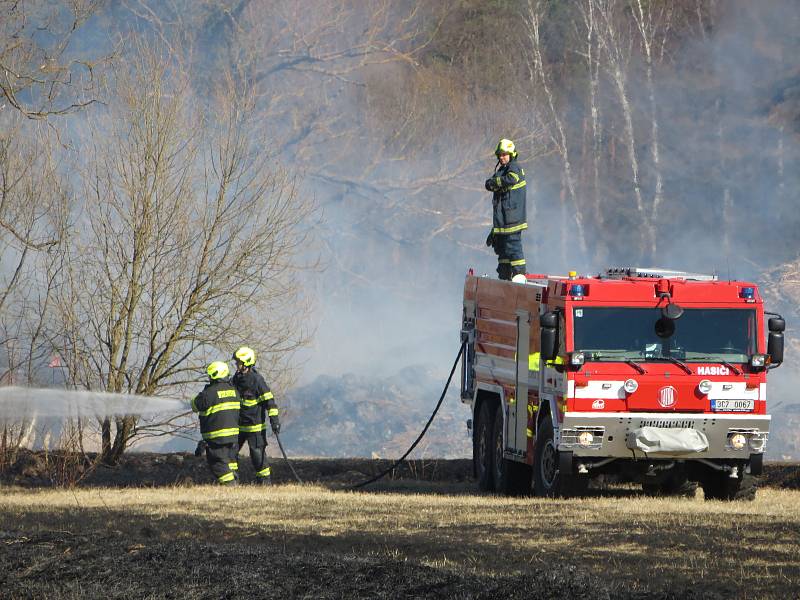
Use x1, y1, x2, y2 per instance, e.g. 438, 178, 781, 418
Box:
523, 0, 588, 261
0, 0, 107, 119
576, 0, 605, 234
630, 0, 674, 258
0, 115, 70, 385
53, 42, 317, 463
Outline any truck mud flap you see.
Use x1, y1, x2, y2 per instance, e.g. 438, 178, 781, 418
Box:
559, 450, 573, 475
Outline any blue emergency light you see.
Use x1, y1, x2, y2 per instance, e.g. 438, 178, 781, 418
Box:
570, 284, 585, 297
740, 287, 754, 299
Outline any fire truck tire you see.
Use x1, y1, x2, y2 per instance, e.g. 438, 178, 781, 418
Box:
701, 471, 757, 501
491, 403, 531, 496
474, 401, 496, 492
533, 416, 586, 498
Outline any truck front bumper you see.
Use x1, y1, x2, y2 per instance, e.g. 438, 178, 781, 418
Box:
557, 412, 770, 460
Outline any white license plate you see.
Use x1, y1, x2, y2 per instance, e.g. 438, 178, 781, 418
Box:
711, 399, 754, 412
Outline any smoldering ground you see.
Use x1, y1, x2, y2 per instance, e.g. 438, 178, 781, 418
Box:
1, 480, 798, 599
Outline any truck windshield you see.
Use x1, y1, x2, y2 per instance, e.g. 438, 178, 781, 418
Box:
573, 307, 757, 363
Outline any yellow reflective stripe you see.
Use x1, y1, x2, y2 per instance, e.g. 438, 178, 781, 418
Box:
191, 396, 198, 412
526, 428, 533, 438
267, 408, 279, 417
242, 398, 259, 407
509, 172, 520, 182
493, 223, 528, 234
498, 258, 511, 264
495, 176, 501, 187
261, 392, 274, 402
217, 389, 236, 398
239, 423, 267, 433
520, 168, 525, 176
510, 180, 526, 190
527, 404, 533, 416
256, 467, 271, 477
529, 352, 565, 371
510, 259, 526, 266
204, 427, 239, 440
218, 472, 235, 483
228, 462, 239, 470
198, 401, 240, 417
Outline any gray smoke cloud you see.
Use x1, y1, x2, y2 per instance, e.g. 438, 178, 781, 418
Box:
4, 1, 799, 458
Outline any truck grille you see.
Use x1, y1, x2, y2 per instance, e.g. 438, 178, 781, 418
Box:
638, 419, 695, 429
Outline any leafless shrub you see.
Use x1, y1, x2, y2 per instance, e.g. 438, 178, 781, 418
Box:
0, 420, 29, 476
50, 38, 318, 463
40, 419, 98, 488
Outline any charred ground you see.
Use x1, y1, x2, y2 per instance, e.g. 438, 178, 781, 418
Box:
2, 450, 800, 490
0, 454, 799, 599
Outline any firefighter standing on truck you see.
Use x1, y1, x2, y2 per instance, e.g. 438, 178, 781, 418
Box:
231, 346, 280, 484
191, 361, 241, 486
485, 138, 527, 282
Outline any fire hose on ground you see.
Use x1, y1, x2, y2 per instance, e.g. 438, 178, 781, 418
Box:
349, 340, 466, 490
196, 341, 466, 489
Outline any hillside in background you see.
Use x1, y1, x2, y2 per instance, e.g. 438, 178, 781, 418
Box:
2, 0, 800, 461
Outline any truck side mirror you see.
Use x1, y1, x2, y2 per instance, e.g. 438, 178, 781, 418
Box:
767, 316, 785, 367
768, 317, 785, 333
661, 303, 684, 320
655, 317, 675, 339
768, 331, 784, 365
540, 311, 559, 361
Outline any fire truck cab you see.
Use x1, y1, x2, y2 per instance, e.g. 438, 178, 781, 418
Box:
461, 268, 785, 500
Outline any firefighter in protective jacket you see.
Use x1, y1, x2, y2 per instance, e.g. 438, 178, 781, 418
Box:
231, 346, 280, 484
191, 361, 241, 485
485, 138, 527, 281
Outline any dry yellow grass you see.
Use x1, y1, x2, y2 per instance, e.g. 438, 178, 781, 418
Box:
1, 484, 799, 598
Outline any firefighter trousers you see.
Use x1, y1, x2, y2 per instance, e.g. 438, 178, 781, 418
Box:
492, 232, 526, 280
237, 431, 271, 479
206, 441, 237, 485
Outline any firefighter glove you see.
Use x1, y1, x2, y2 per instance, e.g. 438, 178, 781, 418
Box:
194, 440, 207, 457
270, 416, 281, 434
485, 231, 494, 247
484, 178, 497, 192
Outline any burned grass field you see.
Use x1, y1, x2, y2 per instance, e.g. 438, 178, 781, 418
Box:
1, 458, 799, 599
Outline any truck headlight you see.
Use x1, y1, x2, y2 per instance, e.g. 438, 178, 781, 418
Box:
749, 435, 766, 452
623, 379, 638, 394
569, 352, 585, 366
698, 380, 712, 395
729, 433, 747, 450
578, 431, 594, 447
750, 354, 766, 369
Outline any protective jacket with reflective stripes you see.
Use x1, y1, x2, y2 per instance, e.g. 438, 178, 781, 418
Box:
231, 367, 278, 433
485, 157, 527, 235
191, 380, 241, 443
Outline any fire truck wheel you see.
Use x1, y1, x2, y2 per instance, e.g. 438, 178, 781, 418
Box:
701, 471, 757, 501
533, 415, 586, 497
475, 401, 496, 492
491, 403, 532, 496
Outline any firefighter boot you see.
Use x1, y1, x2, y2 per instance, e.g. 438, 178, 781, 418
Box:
194, 440, 207, 457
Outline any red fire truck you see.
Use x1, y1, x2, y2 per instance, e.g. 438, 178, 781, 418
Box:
460, 268, 785, 500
